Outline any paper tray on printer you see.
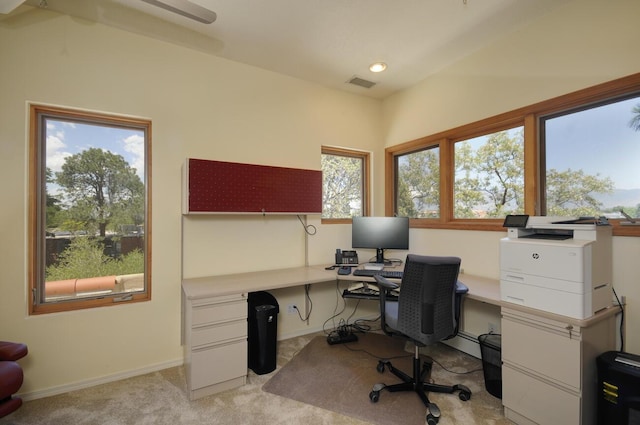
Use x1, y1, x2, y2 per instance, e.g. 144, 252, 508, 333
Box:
521, 233, 572, 240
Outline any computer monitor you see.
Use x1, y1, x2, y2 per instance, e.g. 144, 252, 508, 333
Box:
351, 216, 409, 264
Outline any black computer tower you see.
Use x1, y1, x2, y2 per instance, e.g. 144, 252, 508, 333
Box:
596, 350, 640, 425
248, 291, 279, 375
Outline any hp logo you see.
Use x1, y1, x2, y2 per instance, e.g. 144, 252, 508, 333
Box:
532, 253, 540, 259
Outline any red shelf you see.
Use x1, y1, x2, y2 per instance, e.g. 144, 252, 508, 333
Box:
184, 158, 322, 214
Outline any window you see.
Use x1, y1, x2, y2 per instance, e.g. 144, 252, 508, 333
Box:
29, 104, 151, 314
385, 72, 640, 235
454, 127, 524, 218
541, 95, 640, 219
321, 146, 370, 221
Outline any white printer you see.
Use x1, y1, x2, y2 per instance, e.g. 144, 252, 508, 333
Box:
500, 216, 612, 319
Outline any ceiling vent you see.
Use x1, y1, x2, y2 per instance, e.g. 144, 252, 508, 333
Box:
347, 76, 376, 89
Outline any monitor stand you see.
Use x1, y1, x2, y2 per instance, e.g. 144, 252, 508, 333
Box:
375, 248, 385, 264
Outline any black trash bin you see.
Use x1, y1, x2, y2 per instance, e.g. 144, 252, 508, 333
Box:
478, 333, 502, 399
248, 291, 279, 374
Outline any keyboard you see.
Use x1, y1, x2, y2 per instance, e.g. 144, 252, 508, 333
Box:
352, 269, 403, 279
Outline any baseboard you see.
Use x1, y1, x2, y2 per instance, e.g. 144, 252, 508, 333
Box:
19, 357, 184, 402
441, 331, 482, 359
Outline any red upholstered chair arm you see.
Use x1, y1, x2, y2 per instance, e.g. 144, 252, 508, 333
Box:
0, 361, 24, 400
0, 342, 28, 362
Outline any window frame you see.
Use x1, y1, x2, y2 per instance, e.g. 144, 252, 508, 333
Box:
321, 146, 370, 223
28, 104, 152, 314
386, 72, 640, 236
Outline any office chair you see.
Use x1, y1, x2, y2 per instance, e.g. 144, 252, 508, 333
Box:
368, 254, 471, 425
0, 341, 28, 418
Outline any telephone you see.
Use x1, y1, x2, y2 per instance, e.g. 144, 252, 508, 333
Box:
335, 249, 359, 265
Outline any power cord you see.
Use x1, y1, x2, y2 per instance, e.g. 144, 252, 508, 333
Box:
613, 286, 625, 352
292, 284, 313, 322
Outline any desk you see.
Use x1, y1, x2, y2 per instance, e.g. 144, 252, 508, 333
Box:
182, 266, 336, 400
182, 266, 618, 425
181, 266, 501, 400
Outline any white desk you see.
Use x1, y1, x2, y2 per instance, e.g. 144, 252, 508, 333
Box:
181, 265, 500, 400
181, 266, 337, 400
181, 265, 618, 425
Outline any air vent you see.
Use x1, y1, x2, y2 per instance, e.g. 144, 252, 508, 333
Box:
347, 76, 376, 89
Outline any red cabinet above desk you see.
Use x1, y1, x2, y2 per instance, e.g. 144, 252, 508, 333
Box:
183, 158, 322, 214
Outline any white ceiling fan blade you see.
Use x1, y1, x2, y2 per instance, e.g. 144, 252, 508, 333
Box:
0, 0, 27, 14
141, 0, 216, 24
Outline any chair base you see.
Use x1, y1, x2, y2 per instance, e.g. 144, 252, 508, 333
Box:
369, 345, 471, 425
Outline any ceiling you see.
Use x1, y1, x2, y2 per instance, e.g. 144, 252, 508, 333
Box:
4, 0, 570, 99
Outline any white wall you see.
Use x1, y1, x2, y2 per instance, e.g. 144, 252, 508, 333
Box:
383, 0, 640, 353
0, 7, 382, 398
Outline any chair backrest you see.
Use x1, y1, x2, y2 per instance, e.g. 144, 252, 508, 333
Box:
395, 254, 462, 346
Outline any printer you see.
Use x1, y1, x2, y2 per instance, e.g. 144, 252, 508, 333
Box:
500, 216, 612, 319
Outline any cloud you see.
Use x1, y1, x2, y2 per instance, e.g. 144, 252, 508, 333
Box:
122, 134, 145, 179
46, 128, 72, 173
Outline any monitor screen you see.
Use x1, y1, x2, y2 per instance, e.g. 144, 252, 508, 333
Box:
351, 216, 409, 263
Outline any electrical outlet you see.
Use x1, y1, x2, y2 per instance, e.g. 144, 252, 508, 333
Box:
488, 322, 497, 333
287, 304, 297, 314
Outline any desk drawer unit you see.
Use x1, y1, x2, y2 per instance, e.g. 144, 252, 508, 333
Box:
184, 293, 248, 400
503, 364, 581, 425
502, 312, 581, 390
501, 307, 616, 425
191, 340, 248, 391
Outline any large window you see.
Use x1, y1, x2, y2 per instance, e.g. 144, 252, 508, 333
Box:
541, 95, 640, 219
29, 104, 152, 314
321, 146, 369, 221
386, 73, 640, 236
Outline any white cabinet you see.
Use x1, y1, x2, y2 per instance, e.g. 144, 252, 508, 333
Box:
183, 291, 248, 400
501, 306, 616, 425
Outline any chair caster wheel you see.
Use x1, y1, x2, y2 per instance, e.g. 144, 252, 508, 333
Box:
455, 384, 472, 401
426, 413, 439, 425
376, 361, 386, 373
369, 390, 380, 403
426, 402, 441, 424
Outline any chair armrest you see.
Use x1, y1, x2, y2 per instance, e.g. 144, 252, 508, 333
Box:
374, 275, 400, 291
0, 342, 28, 362
456, 280, 469, 295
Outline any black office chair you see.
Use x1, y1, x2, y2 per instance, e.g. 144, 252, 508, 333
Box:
369, 254, 471, 425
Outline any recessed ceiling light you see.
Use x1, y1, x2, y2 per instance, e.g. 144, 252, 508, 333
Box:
369, 62, 387, 73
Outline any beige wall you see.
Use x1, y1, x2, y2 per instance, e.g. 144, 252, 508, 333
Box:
2, 0, 640, 399
383, 0, 640, 354
0, 7, 382, 398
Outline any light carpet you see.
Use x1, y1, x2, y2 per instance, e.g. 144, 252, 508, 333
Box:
1, 332, 508, 424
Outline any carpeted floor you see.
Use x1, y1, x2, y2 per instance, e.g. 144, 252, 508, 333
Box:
1, 332, 508, 425
263, 332, 506, 425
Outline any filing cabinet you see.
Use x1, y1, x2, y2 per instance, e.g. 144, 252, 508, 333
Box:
501, 306, 616, 425
183, 291, 248, 400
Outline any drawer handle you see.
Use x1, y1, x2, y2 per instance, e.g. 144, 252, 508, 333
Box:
506, 274, 525, 281
506, 296, 525, 305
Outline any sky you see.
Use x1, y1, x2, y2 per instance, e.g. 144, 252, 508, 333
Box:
545, 96, 640, 190
46, 119, 145, 183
